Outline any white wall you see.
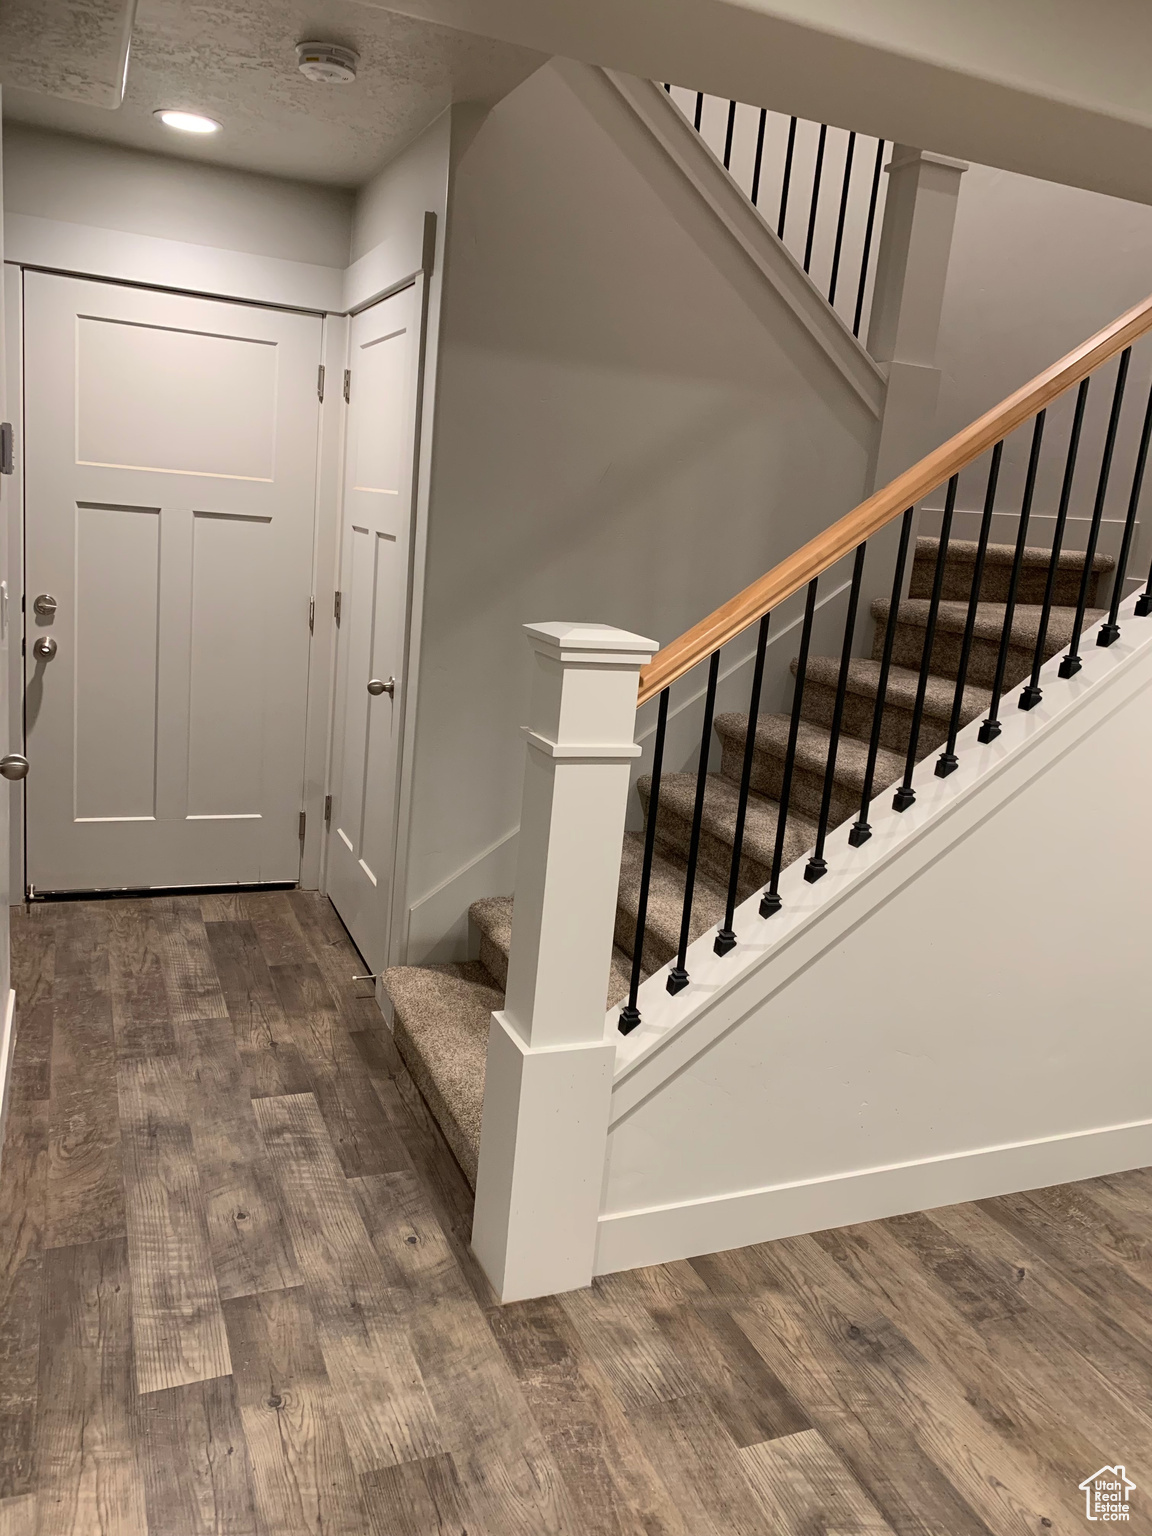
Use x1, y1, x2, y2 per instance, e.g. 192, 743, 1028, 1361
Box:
597, 592, 1152, 1275
2, 124, 352, 310
402, 61, 878, 962
345, 112, 452, 311
921, 163, 1152, 582
3, 123, 352, 267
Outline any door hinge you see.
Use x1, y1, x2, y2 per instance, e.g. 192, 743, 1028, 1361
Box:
299, 810, 307, 841
343, 369, 351, 404
308, 595, 315, 634
334, 589, 342, 625
317, 364, 326, 403
324, 793, 332, 825
0, 422, 13, 475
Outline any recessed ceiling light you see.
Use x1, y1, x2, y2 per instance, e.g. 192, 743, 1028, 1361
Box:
154, 109, 221, 134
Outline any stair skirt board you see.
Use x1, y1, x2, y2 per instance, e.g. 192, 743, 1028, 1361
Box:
382, 538, 1125, 1208
594, 1117, 1152, 1278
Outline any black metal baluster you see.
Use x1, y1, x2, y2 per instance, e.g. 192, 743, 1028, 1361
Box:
893, 476, 958, 810
760, 579, 818, 916
803, 124, 828, 274
978, 412, 1046, 742
778, 117, 798, 239
827, 131, 856, 308
1099, 377, 1152, 646
936, 442, 1003, 776
694, 91, 705, 131
849, 506, 913, 845
1138, 562, 1152, 615
750, 108, 768, 206
664, 82, 672, 93
619, 688, 669, 1035
715, 614, 770, 955
723, 99, 737, 170
852, 139, 885, 340
1060, 348, 1131, 677
1020, 379, 1089, 709
805, 544, 866, 881
667, 651, 720, 995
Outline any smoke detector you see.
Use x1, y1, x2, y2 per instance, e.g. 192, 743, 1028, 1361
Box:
296, 42, 359, 84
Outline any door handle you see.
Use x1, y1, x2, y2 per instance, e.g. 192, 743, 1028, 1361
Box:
32, 637, 57, 661
0, 754, 29, 781
366, 677, 395, 697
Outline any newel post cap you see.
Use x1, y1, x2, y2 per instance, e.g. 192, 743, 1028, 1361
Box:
524, 621, 659, 665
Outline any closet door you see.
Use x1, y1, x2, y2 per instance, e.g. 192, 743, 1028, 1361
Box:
325, 285, 418, 974
23, 272, 323, 892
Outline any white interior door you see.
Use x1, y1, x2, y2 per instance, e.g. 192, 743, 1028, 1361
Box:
326, 285, 419, 974
23, 272, 323, 893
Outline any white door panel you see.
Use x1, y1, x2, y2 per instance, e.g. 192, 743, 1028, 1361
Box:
23, 272, 322, 892
326, 286, 418, 973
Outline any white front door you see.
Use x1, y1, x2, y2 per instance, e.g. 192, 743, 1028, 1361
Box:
326, 286, 419, 974
23, 272, 323, 893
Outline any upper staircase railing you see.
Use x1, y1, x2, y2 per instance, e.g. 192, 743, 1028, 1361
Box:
665, 86, 886, 340
618, 291, 1152, 1033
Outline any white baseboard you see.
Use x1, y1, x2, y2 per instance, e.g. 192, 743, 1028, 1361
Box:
594, 1115, 1152, 1276
0, 988, 18, 1172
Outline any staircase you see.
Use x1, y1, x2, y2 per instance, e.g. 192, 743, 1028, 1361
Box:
384, 534, 1113, 1190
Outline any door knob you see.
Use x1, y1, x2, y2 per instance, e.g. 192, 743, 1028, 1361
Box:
0, 754, 29, 781
33, 593, 57, 617
32, 637, 57, 661
366, 677, 395, 697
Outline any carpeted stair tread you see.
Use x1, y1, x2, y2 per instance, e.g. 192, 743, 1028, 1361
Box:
915, 536, 1113, 572
873, 597, 1104, 652
911, 537, 1113, 604
384, 961, 500, 1189
470, 894, 639, 1005
617, 830, 729, 972
714, 711, 906, 797
795, 654, 991, 724
636, 769, 819, 895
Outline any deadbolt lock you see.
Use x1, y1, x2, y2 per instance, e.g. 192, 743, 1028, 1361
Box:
33, 593, 57, 617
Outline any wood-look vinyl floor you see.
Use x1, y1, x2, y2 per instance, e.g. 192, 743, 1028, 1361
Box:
1, 889, 1150, 1535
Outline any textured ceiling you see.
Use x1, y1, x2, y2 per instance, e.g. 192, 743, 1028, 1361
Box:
0, 0, 137, 107
0, 0, 544, 185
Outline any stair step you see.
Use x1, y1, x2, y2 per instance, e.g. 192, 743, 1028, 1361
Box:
636, 768, 819, 898
384, 960, 499, 1189
795, 655, 990, 756
470, 894, 639, 1006
714, 711, 906, 825
872, 597, 1104, 689
910, 536, 1113, 606
616, 830, 729, 972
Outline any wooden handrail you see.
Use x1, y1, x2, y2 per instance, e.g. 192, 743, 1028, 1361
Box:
637, 290, 1152, 706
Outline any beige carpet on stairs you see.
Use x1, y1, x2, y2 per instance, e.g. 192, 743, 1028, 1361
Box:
384, 537, 1113, 1188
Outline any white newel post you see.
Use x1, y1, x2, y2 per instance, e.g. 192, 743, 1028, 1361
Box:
471, 622, 658, 1304
868, 147, 968, 490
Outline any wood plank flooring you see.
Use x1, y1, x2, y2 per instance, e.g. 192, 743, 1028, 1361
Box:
1, 890, 1150, 1535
